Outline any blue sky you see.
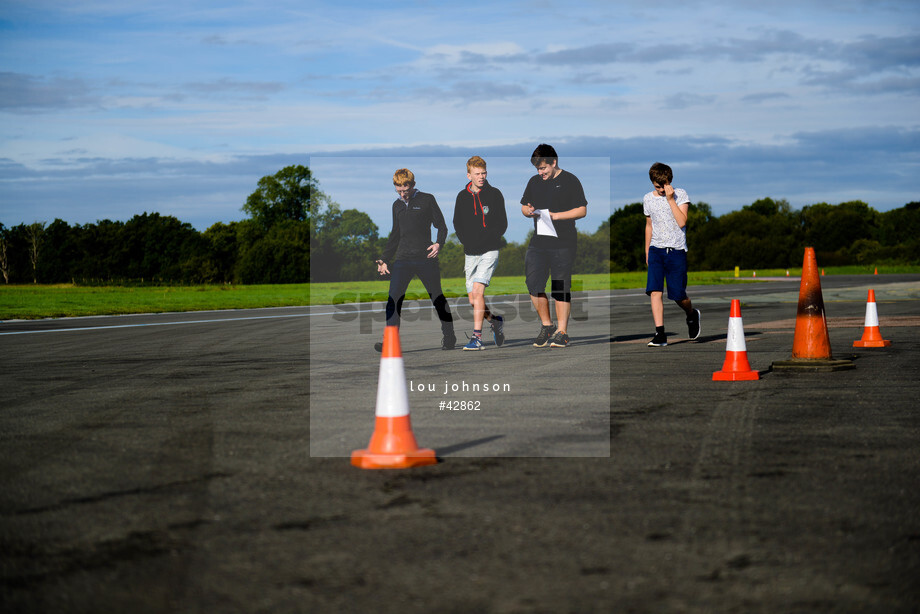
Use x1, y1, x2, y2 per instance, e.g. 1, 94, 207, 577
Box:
1, 0, 918, 243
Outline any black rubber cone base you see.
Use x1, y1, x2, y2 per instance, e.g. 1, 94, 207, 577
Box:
771, 358, 855, 372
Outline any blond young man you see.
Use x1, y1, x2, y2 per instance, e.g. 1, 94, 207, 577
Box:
375, 168, 456, 351
452, 156, 508, 350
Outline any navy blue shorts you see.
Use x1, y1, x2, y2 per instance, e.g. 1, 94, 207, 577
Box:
525, 246, 576, 302
646, 246, 688, 301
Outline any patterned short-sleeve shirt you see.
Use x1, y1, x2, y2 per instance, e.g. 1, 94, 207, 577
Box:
644, 187, 690, 251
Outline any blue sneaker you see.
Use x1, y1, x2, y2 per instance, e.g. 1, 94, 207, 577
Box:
463, 336, 484, 351
490, 314, 505, 347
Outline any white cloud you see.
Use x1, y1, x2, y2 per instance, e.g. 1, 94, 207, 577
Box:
0, 73, 100, 112
420, 42, 526, 63
1, 0, 917, 234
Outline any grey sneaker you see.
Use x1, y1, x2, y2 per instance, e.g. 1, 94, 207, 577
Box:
687, 309, 701, 340
533, 324, 557, 347
550, 331, 570, 348
490, 314, 505, 347
647, 331, 668, 347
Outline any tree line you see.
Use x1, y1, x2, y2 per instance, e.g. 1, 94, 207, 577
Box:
609, 197, 920, 272
1, 165, 918, 285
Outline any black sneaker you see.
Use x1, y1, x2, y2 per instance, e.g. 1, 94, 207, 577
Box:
647, 331, 668, 347
550, 331, 569, 348
532, 324, 557, 348
489, 314, 505, 347
687, 309, 701, 340
441, 333, 456, 350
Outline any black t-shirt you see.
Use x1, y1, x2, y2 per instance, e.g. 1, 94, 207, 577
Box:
520, 169, 587, 249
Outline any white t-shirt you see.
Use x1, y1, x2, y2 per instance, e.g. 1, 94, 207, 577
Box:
644, 187, 690, 251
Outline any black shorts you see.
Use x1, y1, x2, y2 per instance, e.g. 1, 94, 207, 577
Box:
525, 246, 576, 301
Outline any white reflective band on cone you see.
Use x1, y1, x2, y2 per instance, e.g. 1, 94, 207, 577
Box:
375, 358, 410, 418
726, 317, 747, 352
864, 302, 880, 327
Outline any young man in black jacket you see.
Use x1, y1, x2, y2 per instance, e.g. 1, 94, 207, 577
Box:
375, 168, 456, 351
452, 156, 508, 350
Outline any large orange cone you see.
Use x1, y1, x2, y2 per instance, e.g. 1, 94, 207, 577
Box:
772, 247, 854, 372
351, 326, 437, 469
791, 247, 831, 360
853, 289, 891, 348
713, 299, 759, 381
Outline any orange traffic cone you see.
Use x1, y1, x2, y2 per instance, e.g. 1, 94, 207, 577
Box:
351, 326, 437, 469
713, 299, 759, 381
853, 289, 891, 348
874, 267, 878, 275
772, 247, 854, 372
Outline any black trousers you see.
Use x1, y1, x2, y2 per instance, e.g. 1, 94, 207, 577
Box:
386, 258, 454, 334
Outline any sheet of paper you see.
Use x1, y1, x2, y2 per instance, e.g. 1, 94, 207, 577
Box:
535, 209, 558, 237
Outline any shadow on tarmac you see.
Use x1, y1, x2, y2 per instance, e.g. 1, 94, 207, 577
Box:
435, 435, 506, 457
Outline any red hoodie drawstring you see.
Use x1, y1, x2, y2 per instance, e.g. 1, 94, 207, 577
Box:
468, 183, 487, 228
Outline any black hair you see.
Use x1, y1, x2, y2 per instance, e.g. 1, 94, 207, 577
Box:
530, 143, 558, 167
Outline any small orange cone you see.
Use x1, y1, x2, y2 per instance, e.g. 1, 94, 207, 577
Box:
351, 326, 437, 469
874, 267, 878, 275
853, 289, 891, 348
772, 247, 854, 372
713, 299, 759, 381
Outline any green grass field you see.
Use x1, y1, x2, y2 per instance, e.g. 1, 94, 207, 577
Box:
1, 266, 915, 320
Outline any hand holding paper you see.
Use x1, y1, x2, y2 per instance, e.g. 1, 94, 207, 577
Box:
534, 209, 558, 237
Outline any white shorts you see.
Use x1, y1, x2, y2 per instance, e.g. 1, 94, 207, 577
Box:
464, 250, 499, 293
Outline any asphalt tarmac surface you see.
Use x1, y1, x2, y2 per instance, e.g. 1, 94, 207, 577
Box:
1, 274, 919, 613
